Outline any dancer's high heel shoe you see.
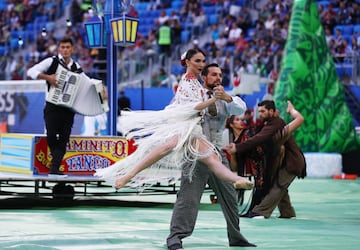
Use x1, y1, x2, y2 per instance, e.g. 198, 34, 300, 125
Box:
233, 177, 254, 190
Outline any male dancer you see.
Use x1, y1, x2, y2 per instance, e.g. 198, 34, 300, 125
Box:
166, 63, 256, 250
225, 100, 306, 219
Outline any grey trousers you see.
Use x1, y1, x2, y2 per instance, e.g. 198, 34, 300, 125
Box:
166, 152, 251, 247
252, 167, 296, 218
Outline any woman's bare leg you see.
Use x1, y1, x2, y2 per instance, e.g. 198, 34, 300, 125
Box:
198, 140, 253, 190
115, 136, 179, 189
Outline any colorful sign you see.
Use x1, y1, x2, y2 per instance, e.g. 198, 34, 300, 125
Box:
33, 136, 136, 175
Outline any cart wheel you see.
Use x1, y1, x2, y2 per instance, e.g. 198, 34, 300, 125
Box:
52, 183, 75, 200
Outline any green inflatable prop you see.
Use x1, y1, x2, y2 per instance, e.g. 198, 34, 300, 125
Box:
274, 0, 360, 153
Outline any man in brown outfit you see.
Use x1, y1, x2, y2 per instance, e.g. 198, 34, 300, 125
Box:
225, 100, 306, 219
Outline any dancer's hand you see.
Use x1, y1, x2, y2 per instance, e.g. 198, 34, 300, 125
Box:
222, 143, 236, 154
213, 86, 232, 102
233, 177, 254, 190
286, 100, 295, 114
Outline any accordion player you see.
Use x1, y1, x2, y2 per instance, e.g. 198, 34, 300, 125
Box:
26, 37, 110, 176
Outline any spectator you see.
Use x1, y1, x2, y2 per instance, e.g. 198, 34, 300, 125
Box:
264, 13, 275, 30
171, 18, 182, 46
128, 5, 139, 18
350, 2, 360, 24
11, 55, 25, 80
227, 22, 243, 46
0, 27, 10, 46
0, 55, 6, 80
156, 10, 169, 26
70, 0, 83, 26
157, 20, 172, 66
239, 5, 253, 34
210, 24, 221, 42
151, 67, 167, 87
118, 90, 131, 115
351, 35, 359, 53
35, 32, 48, 59
322, 4, 337, 31
235, 32, 249, 53
337, 1, 351, 24
215, 32, 228, 50
5, 55, 16, 80
191, 9, 207, 37
160, 69, 178, 89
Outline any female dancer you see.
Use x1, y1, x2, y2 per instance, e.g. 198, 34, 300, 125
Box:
95, 48, 253, 190
226, 115, 264, 177
225, 114, 265, 208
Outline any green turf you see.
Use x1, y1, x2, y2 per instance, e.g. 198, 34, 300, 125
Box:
0, 178, 359, 249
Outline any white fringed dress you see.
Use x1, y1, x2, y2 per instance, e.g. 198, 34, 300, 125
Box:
94, 74, 218, 189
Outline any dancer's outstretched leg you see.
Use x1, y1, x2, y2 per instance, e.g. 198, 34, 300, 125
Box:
198, 140, 254, 190
114, 136, 179, 189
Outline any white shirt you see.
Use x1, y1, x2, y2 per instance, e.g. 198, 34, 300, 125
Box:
228, 27, 242, 42
27, 55, 91, 83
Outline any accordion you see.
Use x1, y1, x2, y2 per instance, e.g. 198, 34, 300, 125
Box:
46, 64, 109, 116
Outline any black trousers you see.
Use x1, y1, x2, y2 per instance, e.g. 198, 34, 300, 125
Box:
44, 102, 74, 173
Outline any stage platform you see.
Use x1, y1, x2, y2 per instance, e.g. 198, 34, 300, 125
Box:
0, 171, 180, 200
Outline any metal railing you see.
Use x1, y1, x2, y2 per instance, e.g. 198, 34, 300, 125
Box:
91, 44, 186, 89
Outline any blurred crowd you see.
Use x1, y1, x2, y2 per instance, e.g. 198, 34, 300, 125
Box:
0, 0, 359, 89
0, 0, 97, 81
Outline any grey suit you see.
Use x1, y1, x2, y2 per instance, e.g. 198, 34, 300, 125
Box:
167, 95, 252, 247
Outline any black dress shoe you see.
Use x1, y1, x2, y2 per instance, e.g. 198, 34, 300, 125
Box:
168, 243, 183, 250
230, 242, 257, 247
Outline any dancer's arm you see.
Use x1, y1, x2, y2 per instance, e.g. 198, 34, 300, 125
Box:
193, 85, 246, 112
194, 96, 217, 110
214, 85, 247, 115
271, 101, 304, 145
223, 103, 301, 155
286, 100, 304, 133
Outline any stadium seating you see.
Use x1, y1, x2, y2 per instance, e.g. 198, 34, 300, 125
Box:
342, 25, 354, 36
0, 46, 6, 56
208, 14, 220, 25
181, 30, 191, 43
317, 1, 330, 8
0, 1, 6, 10
172, 1, 183, 9
171, 64, 184, 76
354, 24, 360, 34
